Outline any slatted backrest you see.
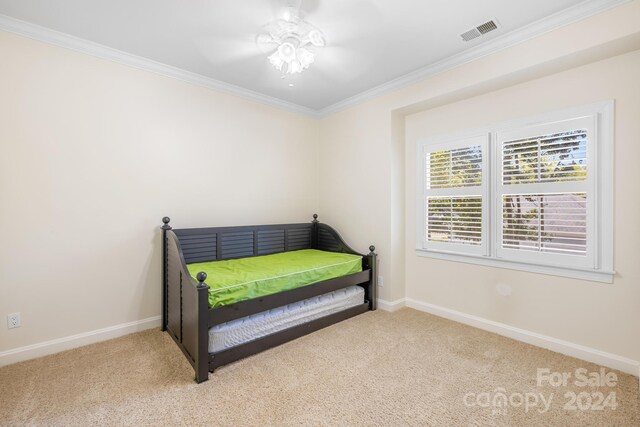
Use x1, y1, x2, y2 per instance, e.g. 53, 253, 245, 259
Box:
173, 223, 313, 264
288, 228, 313, 251
317, 226, 341, 252
176, 231, 217, 264
315, 224, 364, 259
257, 229, 284, 255
220, 231, 254, 260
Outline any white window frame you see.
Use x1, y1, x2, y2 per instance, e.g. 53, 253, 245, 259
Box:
415, 101, 614, 283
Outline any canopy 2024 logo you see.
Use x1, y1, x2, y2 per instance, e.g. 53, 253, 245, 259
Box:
463, 367, 618, 415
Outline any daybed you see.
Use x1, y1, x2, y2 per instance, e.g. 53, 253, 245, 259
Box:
161, 215, 377, 383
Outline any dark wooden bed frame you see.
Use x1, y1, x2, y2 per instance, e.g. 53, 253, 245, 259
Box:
161, 214, 377, 383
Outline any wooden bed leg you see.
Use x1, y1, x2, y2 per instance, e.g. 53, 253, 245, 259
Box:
195, 272, 210, 383
368, 246, 378, 310
161, 217, 172, 331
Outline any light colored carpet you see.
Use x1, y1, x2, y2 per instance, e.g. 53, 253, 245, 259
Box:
0, 308, 637, 426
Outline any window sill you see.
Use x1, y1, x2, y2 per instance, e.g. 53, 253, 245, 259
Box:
415, 249, 614, 283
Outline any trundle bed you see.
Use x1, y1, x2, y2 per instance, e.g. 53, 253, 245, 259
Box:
161, 215, 377, 383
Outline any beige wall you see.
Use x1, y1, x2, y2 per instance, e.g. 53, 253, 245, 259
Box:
318, 1, 640, 361
318, 102, 395, 298
405, 51, 640, 361
0, 31, 319, 352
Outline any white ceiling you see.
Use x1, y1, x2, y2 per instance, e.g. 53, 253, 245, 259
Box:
0, 0, 606, 111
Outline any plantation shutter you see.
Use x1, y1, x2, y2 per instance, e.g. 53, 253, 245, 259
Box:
495, 116, 595, 268
422, 135, 488, 255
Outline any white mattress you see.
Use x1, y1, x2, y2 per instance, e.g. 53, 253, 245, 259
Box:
208, 285, 365, 353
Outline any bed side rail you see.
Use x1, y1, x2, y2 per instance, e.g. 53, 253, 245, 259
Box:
210, 269, 372, 326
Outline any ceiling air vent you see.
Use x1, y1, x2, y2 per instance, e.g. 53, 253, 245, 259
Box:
460, 19, 499, 42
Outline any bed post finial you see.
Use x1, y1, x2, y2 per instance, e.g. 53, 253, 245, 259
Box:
312, 213, 318, 223
196, 272, 208, 288
369, 245, 376, 254
162, 217, 171, 230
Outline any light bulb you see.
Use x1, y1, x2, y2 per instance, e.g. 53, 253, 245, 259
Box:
277, 42, 296, 62
289, 60, 302, 74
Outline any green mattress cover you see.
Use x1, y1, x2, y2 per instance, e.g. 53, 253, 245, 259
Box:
187, 249, 363, 308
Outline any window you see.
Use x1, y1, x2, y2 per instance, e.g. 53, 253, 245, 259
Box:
416, 102, 614, 282
422, 136, 488, 256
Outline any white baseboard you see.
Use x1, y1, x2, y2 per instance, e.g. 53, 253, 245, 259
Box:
3, 303, 638, 381
0, 316, 161, 368
405, 298, 640, 377
377, 298, 407, 312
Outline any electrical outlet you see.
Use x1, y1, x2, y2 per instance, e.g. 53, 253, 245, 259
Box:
378, 275, 384, 287
7, 312, 20, 329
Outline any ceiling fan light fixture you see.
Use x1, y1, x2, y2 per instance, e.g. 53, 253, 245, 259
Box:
258, 10, 325, 75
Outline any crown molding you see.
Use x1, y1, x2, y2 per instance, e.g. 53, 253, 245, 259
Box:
0, 0, 631, 119
317, 0, 632, 117
0, 13, 321, 118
